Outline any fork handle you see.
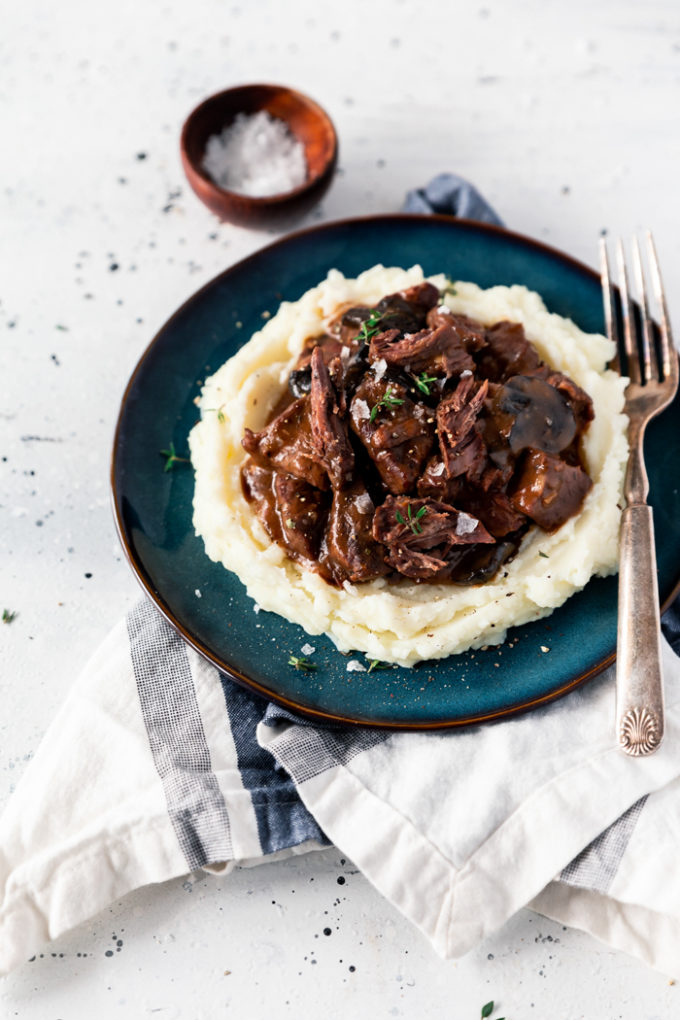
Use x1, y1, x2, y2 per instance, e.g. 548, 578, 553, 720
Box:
616, 502, 665, 755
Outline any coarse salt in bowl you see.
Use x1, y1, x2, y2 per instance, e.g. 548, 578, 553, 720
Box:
180, 83, 338, 227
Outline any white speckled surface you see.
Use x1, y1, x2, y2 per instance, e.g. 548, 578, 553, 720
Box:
1, 0, 679, 1014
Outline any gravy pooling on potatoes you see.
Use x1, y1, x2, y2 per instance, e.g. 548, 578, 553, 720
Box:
240, 282, 594, 587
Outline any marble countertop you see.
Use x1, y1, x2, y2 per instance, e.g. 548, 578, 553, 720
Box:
2, 0, 679, 1015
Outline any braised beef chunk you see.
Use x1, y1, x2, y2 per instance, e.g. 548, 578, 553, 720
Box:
319, 481, 389, 585
540, 369, 594, 432
241, 461, 328, 562
369, 322, 474, 378
459, 488, 527, 538
477, 321, 541, 381
241, 460, 283, 544
273, 473, 328, 561
350, 374, 435, 494
372, 496, 494, 580
437, 376, 489, 479
490, 374, 577, 454
310, 346, 355, 489
426, 307, 488, 353
241, 281, 595, 588
334, 305, 373, 345
242, 396, 329, 491
417, 456, 464, 503
510, 449, 593, 531
373, 282, 440, 336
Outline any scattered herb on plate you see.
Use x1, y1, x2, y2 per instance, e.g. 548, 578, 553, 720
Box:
288, 655, 317, 672
160, 442, 191, 472
367, 659, 392, 673
2, 609, 17, 624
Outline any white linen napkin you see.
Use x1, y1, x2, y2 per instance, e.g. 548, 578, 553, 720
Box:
2, 598, 680, 978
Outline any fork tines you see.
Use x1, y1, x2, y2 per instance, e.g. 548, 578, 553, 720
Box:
600, 232, 674, 385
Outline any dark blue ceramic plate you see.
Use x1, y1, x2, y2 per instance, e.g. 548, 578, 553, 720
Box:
111, 215, 680, 728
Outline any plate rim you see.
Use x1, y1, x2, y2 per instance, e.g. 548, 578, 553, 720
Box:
110, 212, 678, 729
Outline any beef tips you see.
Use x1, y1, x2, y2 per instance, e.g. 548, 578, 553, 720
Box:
477, 321, 541, 381
373, 282, 440, 336
369, 322, 474, 378
510, 449, 593, 531
436, 376, 489, 480
242, 396, 329, 491
241, 461, 328, 563
320, 481, 389, 584
426, 307, 488, 353
241, 279, 596, 588
287, 333, 347, 398
372, 495, 494, 580
349, 373, 435, 494
273, 472, 328, 561
417, 456, 464, 503
310, 346, 355, 488
539, 369, 595, 433
459, 487, 527, 538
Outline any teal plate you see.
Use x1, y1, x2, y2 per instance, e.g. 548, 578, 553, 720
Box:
111, 215, 680, 728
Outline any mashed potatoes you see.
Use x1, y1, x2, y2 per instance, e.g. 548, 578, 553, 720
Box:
189, 265, 628, 666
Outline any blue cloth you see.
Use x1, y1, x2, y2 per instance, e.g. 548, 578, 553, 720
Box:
402, 172, 504, 226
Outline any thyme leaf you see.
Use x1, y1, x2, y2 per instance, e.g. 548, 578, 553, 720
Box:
369, 385, 405, 423
367, 659, 392, 673
2, 609, 17, 624
396, 504, 428, 535
288, 655, 317, 672
160, 441, 191, 472
442, 275, 458, 298
412, 371, 438, 395
481, 1004, 494, 1020
355, 309, 382, 344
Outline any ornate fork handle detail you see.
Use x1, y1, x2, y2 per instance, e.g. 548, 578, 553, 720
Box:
619, 706, 662, 756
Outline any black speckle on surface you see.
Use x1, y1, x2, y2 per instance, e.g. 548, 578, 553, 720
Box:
336, 876, 345, 885
84, 572, 92, 579
109, 263, 119, 272
136, 152, 147, 161
50, 353, 60, 366
323, 927, 332, 936
104, 950, 114, 957
35, 520, 43, 527
349, 965, 356, 973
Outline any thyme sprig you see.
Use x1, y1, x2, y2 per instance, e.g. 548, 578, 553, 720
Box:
441, 275, 458, 298
288, 655, 317, 672
204, 405, 226, 424
395, 504, 428, 535
412, 371, 438, 395
2, 609, 17, 624
355, 309, 382, 344
367, 659, 392, 673
369, 385, 405, 423
160, 442, 191, 472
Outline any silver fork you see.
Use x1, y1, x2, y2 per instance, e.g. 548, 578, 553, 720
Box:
600, 232, 679, 756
